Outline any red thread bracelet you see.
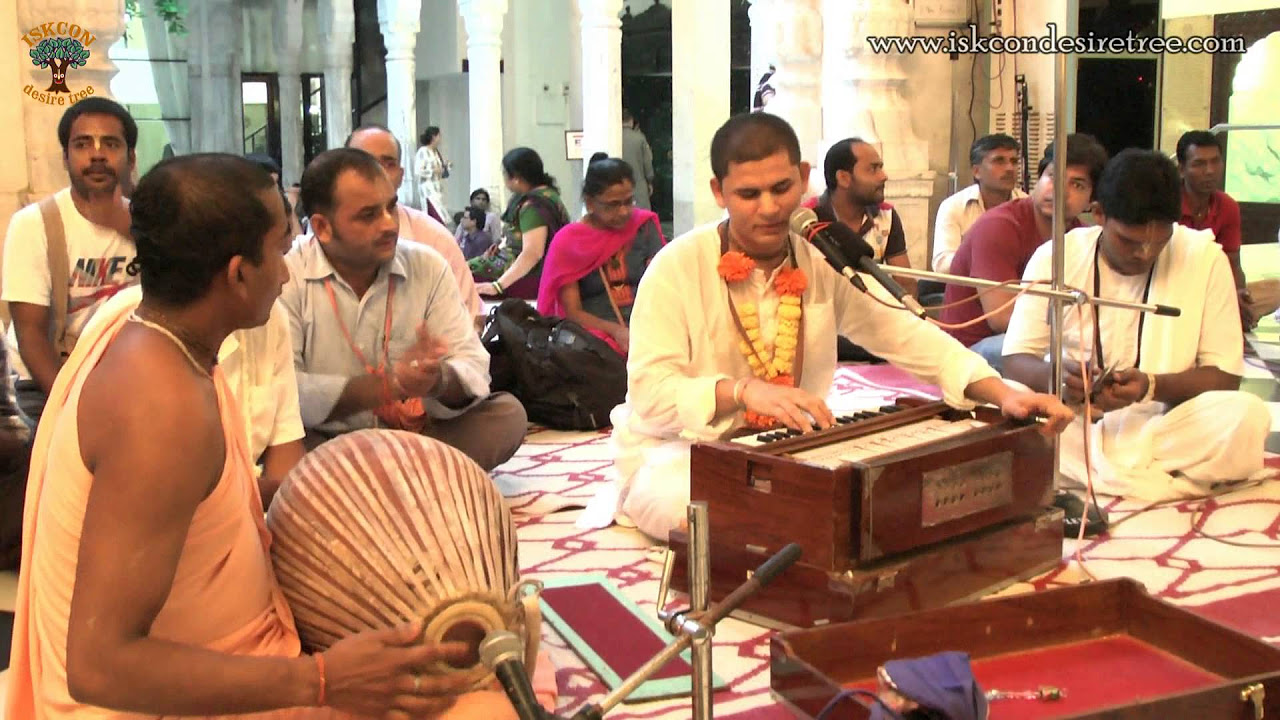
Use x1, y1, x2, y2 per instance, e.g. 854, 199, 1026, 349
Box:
314, 652, 327, 706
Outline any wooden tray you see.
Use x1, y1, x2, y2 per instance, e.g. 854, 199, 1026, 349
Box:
771, 578, 1280, 718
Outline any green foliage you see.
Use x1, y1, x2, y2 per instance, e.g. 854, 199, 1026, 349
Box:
125, 0, 188, 35
29, 37, 91, 69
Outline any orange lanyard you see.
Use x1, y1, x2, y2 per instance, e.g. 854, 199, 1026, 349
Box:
323, 275, 396, 375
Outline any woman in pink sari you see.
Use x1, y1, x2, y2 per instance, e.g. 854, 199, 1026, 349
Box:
537, 155, 665, 354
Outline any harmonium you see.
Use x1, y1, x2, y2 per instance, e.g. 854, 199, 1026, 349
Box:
771, 578, 1280, 719
669, 396, 1064, 629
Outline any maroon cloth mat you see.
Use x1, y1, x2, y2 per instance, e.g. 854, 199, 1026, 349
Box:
542, 583, 690, 681
844, 635, 1222, 719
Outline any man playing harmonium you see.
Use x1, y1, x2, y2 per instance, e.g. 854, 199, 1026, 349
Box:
604, 112, 1075, 540
7, 153, 524, 720
1003, 148, 1271, 504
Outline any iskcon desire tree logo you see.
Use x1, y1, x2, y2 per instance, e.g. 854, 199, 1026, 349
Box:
21, 22, 97, 105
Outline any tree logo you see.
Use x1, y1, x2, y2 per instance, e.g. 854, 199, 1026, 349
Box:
20, 22, 98, 106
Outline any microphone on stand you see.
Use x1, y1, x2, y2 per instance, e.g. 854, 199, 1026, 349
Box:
790, 207, 928, 318
480, 630, 551, 720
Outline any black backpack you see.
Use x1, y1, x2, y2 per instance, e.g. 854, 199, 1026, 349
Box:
482, 299, 628, 431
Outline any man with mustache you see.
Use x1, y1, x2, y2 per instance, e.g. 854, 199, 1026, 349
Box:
1175, 130, 1278, 332
940, 134, 1109, 372
282, 148, 526, 471
344, 125, 483, 323
3, 97, 138, 423
931, 133, 1027, 275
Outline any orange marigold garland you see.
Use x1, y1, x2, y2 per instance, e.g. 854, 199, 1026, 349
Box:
718, 252, 807, 430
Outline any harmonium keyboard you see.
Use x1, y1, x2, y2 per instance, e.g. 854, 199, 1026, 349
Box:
668, 396, 1064, 629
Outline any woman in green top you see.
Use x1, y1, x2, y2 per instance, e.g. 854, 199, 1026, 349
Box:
473, 147, 570, 300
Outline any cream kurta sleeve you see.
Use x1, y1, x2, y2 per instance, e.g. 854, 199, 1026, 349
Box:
624, 242, 736, 440
827, 264, 1000, 409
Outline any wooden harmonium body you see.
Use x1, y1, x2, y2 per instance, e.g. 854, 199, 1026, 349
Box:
670, 397, 1062, 628
772, 579, 1280, 719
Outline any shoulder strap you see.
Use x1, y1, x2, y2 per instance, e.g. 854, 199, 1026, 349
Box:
37, 196, 70, 354
597, 266, 627, 327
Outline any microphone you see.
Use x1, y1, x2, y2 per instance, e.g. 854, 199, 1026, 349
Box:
790, 207, 927, 318
480, 630, 548, 720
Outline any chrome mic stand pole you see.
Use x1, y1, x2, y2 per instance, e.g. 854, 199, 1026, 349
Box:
1050, 52, 1069, 491
688, 503, 713, 720
877, 267, 1180, 318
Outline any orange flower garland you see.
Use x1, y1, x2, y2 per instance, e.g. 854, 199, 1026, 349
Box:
719, 252, 807, 430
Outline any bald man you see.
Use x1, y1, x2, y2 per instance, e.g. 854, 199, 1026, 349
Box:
345, 125, 483, 321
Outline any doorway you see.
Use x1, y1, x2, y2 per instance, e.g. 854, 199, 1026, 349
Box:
242, 73, 281, 169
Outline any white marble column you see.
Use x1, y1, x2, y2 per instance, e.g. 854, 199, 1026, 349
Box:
747, 0, 778, 99
764, 0, 823, 167
578, 0, 623, 161
823, 0, 935, 270
276, 0, 305, 185
459, 0, 508, 209
377, 0, 422, 207
672, 0, 730, 234
16, 0, 127, 199
188, 0, 244, 154
321, 0, 356, 151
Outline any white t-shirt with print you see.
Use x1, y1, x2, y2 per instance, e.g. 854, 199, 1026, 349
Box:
2, 187, 137, 379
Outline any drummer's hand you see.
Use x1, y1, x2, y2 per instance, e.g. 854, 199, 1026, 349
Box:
321, 619, 473, 718
740, 378, 835, 432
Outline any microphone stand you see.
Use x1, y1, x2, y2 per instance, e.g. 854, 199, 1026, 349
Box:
558, 518, 803, 720
875, 265, 1182, 318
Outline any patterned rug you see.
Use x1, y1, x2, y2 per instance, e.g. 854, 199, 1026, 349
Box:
495, 364, 1280, 718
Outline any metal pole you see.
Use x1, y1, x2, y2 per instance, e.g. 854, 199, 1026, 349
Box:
688, 502, 713, 720
1049, 52, 1069, 490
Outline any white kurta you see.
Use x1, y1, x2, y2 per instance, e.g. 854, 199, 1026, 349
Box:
591, 221, 1001, 539
1004, 224, 1271, 501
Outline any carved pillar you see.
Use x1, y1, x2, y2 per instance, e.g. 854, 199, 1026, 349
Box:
16, 0, 127, 200
321, 0, 356, 151
824, 0, 936, 270
747, 0, 777, 99
188, 0, 244, 155
377, 0, 422, 207
578, 0, 623, 160
766, 0, 823, 166
672, 0, 730, 234
276, 0, 305, 186
459, 0, 508, 209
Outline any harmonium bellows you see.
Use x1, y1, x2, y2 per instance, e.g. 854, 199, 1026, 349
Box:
671, 396, 1063, 629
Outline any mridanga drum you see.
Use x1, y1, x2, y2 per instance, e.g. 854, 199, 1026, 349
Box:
266, 429, 541, 689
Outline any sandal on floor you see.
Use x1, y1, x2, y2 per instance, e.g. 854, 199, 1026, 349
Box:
1053, 490, 1108, 538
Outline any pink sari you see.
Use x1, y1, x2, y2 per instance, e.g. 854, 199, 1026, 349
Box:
536, 209, 663, 354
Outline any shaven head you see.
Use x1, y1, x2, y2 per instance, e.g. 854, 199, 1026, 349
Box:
129, 154, 278, 307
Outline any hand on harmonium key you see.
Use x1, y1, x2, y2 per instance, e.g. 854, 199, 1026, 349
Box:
741, 378, 836, 432
998, 389, 1075, 436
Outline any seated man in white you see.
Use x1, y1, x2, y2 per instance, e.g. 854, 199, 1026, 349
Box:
931, 133, 1028, 275
601, 112, 1074, 540
1003, 148, 1270, 502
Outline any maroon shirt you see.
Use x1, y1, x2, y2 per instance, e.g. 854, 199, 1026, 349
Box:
1180, 189, 1241, 254
940, 197, 1078, 347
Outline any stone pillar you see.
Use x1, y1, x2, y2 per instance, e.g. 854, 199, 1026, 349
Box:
377, 0, 422, 207
672, 0, 730, 234
188, 0, 244, 154
321, 0, 356, 151
459, 0, 509, 209
823, 0, 936, 270
747, 0, 777, 99
765, 0, 823, 167
578, 0, 623, 161
276, 0, 305, 186
16, 0, 128, 200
